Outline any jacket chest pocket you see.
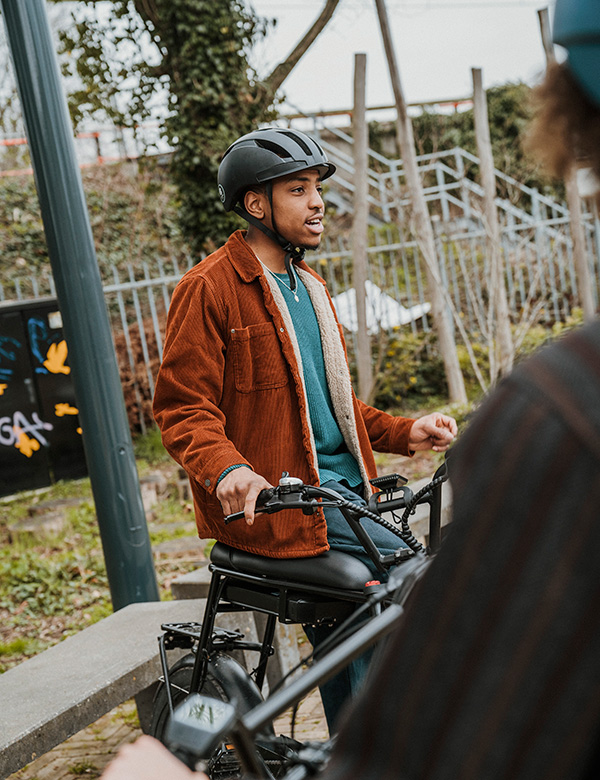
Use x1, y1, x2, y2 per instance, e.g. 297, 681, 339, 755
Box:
231, 322, 289, 393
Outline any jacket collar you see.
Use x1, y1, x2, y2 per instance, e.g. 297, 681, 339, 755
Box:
225, 230, 263, 283
225, 230, 327, 287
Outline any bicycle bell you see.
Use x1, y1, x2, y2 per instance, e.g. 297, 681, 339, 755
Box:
279, 473, 303, 493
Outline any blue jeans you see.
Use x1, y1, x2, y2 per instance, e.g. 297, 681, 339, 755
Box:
304, 480, 409, 731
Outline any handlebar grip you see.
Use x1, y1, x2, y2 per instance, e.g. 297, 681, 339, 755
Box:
223, 487, 275, 525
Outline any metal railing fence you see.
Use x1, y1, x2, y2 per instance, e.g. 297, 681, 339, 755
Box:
3, 136, 600, 429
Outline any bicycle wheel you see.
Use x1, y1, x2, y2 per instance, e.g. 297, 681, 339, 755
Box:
150, 653, 230, 739
150, 652, 267, 780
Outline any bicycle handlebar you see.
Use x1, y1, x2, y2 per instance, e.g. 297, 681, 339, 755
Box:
223, 474, 439, 525
223, 486, 279, 525
223, 463, 448, 564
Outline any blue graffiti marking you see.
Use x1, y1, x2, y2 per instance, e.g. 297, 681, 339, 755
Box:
28, 317, 51, 374
0, 336, 22, 382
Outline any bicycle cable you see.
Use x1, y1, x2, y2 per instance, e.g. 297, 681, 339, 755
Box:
334, 494, 427, 554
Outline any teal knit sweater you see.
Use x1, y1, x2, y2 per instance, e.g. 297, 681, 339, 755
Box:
272, 269, 362, 487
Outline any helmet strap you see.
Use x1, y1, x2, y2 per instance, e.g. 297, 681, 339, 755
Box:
234, 182, 305, 292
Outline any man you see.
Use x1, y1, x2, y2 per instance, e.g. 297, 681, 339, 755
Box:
103, 1, 600, 776
153, 127, 456, 726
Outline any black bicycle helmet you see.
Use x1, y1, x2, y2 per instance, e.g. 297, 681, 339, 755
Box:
218, 127, 335, 212
218, 128, 336, 289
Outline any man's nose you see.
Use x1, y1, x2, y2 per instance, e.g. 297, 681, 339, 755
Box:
309, 187, 324, 209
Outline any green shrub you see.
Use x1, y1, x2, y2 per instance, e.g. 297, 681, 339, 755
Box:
133, 425, 170, 465
372, 329, 448, 412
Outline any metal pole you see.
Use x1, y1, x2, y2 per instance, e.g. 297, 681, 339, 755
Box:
0, 0, 159, 609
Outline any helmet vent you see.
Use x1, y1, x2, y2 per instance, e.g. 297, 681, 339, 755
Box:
255, 139, 291, 159
279, 130, 312, 156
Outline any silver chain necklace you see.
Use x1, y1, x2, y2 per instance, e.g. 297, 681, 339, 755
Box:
264, 265, 300, 302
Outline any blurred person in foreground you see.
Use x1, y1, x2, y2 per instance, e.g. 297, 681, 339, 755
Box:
320, 2, 600, 777
102, 0, 600, 777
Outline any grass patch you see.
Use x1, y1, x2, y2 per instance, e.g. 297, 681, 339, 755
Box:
0, 457, 203, 671
68, 761, 98, 775
113, 701, 140, 728
0, 497, 109, 619
0, 637, 29, 656
149, 525, 190, 545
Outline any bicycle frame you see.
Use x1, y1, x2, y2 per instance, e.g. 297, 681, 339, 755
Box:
153, 461, 448, 776
166, 555, 431, 778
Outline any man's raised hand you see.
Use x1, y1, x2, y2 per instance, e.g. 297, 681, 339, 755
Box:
408, 412, 457, 453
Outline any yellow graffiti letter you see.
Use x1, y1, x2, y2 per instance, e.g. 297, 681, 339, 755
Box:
13, 426, 41, 458
44, 341, 71, 375
55, 402, 79, 417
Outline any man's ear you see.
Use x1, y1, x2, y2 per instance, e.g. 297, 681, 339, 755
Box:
243, 189, 267, 220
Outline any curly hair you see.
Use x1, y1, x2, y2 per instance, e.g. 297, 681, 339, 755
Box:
526, 61, 600, 183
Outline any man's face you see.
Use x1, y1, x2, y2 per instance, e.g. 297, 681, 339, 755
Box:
268, 168, 325, 250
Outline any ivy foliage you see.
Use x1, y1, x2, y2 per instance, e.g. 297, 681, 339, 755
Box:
58, 2, 158, 132
58, 0, 277, 255
0, 161, 186, 277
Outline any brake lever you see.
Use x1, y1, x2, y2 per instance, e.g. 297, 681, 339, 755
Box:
223, 487, 277, 525
223, 484, 326, 524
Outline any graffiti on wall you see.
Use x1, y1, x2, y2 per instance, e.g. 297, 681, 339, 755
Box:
0, 410, 54, 457
0, 321, 80, 459
0, 335, 21, 382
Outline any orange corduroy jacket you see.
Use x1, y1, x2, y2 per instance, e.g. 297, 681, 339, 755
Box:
153, 230, 415, 558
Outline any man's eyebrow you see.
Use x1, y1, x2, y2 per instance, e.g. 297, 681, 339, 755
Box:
287, 174, 320, 183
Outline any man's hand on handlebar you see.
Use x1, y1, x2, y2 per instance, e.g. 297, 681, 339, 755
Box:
101, 736, 205, 780
216, 467, 273, 526
409, 413, 457, 453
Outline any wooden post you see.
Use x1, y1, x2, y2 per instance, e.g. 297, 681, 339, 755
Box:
472, 67, 514, 380
374, 0, 466, 403
538, 7, 595, 322
352, 52, 373, 401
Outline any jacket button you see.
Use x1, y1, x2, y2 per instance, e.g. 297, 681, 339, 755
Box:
205, 479, 211, 487
280, 327, 284, 332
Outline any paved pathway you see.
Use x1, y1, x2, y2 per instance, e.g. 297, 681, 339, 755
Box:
8, 693, 327, 780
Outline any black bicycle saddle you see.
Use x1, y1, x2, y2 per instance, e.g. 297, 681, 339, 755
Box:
210, 542, 374, 592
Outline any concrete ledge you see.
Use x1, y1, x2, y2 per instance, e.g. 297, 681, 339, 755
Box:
0, 599, 205, 780
171, 563, 212, 600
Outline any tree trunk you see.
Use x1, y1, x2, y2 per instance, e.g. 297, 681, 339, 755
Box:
352, 53, 373, 401
374, 0, 467, 404
472, 67, 514, 381
266, 0, 341, 96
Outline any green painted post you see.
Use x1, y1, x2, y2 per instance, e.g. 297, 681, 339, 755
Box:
0, 0, 159, 609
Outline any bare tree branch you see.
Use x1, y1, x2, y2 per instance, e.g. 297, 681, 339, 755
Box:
265, 0, 341, 96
